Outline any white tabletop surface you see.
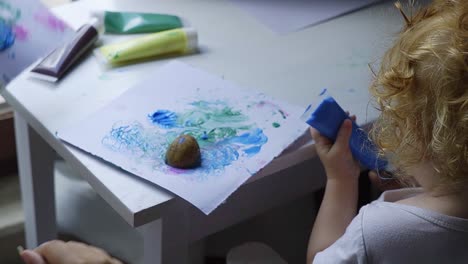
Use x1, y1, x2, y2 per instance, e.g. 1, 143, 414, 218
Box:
1, 0, 404, 226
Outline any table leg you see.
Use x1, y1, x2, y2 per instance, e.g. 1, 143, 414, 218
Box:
137, 201, 190, 264
14, 113, 57, 248
137, 219, 162, 264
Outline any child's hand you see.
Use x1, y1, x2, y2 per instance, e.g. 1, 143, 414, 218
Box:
20, 240, 123, 264
310, 116, 360, 182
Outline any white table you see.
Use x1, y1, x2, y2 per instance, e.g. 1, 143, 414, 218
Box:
1, 0, 403, 263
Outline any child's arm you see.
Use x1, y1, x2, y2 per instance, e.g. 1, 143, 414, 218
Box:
306, 119, 361, 264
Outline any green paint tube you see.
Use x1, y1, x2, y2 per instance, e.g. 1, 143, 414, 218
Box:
91, 11, 183, 34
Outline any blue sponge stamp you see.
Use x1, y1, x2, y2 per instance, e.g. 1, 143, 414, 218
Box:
301, 90, 387, 171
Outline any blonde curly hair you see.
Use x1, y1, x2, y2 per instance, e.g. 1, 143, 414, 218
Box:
370, 0, 468, 192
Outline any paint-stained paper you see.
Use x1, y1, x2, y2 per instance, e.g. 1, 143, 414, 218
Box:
0, 0, 73, 87
58, 61, 308, 214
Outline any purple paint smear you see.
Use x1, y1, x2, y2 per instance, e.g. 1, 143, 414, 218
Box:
34, 11, 67, 32
13, 25, 28, 41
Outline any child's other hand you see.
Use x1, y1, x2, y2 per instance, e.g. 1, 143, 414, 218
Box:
310, 115, 360, 182
20, 240, 123, 264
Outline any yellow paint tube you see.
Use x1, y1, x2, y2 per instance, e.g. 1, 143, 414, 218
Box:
94, 28, 197, 66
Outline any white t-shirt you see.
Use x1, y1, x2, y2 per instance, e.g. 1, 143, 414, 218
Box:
313, 188, 468, 264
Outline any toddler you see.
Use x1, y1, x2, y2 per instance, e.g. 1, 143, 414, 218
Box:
308, 1, 468, 263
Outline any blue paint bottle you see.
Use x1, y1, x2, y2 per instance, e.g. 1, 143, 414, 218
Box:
301, 90, 388, 171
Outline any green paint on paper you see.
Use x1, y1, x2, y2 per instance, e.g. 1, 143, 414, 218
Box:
98, 73, 112, 80
272, 122, 280, 128
278, 110, 287, 119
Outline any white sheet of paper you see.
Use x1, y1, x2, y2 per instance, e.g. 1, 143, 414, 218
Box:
229, 0, 383, 34
58, 61, 308, 214
0, 0, 73, 87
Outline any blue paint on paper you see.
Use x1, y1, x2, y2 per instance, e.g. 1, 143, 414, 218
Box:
230, 128, 268, 146
229, 128, 267, 157
105, 123, 156, 155
201, 131, 208, 140
0, 20, 15, 52
102, 123, 264, 178
243, 146, 261, 156
201, 144, 240, 170
178, 136, 186, 144
148, 110, 178, 128
104, 100, 271, 181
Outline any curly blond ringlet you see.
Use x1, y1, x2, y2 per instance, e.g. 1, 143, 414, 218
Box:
370, 0, 468, 192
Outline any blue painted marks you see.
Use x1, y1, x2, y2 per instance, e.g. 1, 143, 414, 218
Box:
319, 88, 327, 96
201, 144, 239, 171
104, 101, 271, 181
201, 131, 208, 140
230, 128, 268, 157
230, 128, 268, 145
148, 110, 178, 128
0, 20, 15, 52
244, 146, 261, 157
102, 122, 166, 159
107, 124, 149, 152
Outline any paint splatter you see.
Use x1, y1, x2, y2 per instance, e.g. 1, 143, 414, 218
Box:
103, 100, 269, 181
102, 122, 268, 180
98, 73, 112, 81
148, 101, 249, 132
272, 122, 281, 128
0, 20, 15, 51
34, 11, 66, 32
278, 109, 287, 119
230, 128, 268, 146
0, 2, 21, 22
201, 131, 209, 140
244, 146, 261, 157
148, 110, 178, 128
12, 24, 27, 41
255, 100, 289, 119
102, 122, 166, 158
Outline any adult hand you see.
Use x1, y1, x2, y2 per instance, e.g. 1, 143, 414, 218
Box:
310, 115, 360, 182
20, 240, 123, 264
